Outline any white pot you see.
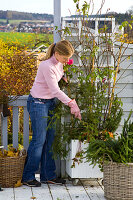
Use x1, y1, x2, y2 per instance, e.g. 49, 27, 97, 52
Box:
66, 139, 103, 178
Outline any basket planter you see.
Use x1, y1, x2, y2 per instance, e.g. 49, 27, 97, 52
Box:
0, 154, 26, 188
66, 140, 103, 178
103, 162, 133, 200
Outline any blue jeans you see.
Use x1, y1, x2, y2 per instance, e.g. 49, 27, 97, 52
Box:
22, 94, 57, 182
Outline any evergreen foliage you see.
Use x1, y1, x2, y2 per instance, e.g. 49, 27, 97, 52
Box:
85, 110, 133, 170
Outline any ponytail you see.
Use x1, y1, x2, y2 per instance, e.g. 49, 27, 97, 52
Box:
42, 43, 56, 61
41, 40, 74, 61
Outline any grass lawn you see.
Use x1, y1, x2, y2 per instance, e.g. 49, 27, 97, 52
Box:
0, 32, 53, 48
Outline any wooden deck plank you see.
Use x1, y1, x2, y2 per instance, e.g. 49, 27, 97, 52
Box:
48, 184, 71, 200
0, 179, 106, 200
92, 187, 106, 200
83, 186, 101, 200
0, 188, 14, 200
84, 186, 106, 200
14, 185, 32, 200
32, 184, 52, 200
66, 183, 91, 200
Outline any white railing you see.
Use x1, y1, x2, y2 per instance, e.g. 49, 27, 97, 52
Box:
1, 95, 29, 150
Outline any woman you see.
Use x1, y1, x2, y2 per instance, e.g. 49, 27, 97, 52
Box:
22, 40, 81, 187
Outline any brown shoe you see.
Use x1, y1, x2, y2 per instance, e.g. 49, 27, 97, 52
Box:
22, 179, 41, 187
41, 178, 66, 185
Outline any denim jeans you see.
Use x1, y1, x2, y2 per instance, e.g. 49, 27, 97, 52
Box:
22, 94, 57, 182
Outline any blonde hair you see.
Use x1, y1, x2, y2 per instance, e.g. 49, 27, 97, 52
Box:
42, 40, 74, 61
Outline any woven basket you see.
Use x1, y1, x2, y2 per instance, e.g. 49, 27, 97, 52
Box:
0, 154, 26, 188
103, 162, 133, 200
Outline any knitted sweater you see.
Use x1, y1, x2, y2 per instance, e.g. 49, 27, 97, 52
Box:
30, 55, 71, 105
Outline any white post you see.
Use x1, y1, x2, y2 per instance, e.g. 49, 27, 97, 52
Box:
95, 19, 98, 35
54, 1, 62, 178
112, 18, 115, 33
54, 0, 61, 42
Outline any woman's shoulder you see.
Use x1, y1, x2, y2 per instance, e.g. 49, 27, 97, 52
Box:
39, 58, 52, 66
39, 59, 55, 72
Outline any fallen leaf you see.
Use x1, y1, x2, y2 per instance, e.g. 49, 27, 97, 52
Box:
31, 197, 36, 199
14, 180, 22, 187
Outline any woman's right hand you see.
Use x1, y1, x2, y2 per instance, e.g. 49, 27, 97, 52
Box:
68, 99, 81, 120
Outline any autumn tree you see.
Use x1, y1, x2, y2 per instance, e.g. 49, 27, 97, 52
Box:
0, 39, 37, 104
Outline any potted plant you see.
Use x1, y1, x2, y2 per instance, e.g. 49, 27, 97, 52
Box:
52, 62, 123, 179
52, 0, 132, 180
85, 110, 133, 200
0, 146, 26, 188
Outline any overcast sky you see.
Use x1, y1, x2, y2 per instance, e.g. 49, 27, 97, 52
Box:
0, 0, 133, 16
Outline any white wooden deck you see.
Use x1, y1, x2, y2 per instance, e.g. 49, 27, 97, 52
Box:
0, 175, 106, 200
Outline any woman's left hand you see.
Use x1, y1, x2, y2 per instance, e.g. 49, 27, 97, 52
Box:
62, 76, 68, 84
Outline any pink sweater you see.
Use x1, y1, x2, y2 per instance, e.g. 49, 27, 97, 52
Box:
30, 55, 72, 105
